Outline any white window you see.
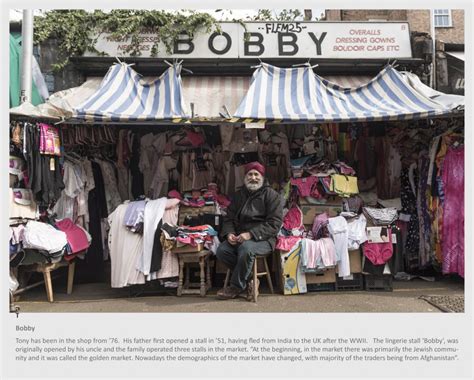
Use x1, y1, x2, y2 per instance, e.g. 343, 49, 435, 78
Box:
434, 9, 452, 27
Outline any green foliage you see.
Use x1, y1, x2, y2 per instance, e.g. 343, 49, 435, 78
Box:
253, 9, 302, 21
33, 9, 220, 71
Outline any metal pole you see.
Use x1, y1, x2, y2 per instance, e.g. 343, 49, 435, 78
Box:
20, 9, 34, 104
430, 9, 437, 89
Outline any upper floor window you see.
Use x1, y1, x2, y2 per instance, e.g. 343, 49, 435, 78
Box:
434, 9, 452, 27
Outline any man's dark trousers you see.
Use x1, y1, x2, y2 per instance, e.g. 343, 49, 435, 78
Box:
216, 240, 272, 290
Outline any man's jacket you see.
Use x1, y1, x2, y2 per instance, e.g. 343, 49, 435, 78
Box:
221, 183, 283, 249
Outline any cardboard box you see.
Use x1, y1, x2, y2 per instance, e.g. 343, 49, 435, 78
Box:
336, 249, 363, 275
300, 205, 342, 224
349, 249, 362, 273
305, 268, 336, 284
172, 243, 204, 253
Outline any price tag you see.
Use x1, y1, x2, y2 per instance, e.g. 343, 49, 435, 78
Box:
50, 158, 55, 171
245, 122, 265, 129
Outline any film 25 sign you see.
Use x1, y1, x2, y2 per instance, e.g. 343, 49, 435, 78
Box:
86, 22, 412, 59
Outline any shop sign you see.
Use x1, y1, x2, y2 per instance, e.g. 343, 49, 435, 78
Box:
85, 22, 412, 59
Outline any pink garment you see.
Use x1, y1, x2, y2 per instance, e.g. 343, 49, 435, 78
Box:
290, 177, 321, 198
441, 147, 464, 278
276, 236, 302, 251
318, 238, 337, 267
283, 206, 303, 231
168, 190, 182, 200
303, 238, 336, 269
362, 229, 392, 265
215, 194, 231, 208
39, 123, 61, 156
55, 218, 90, 254
312, 212, 329, 239
181, 199, 206, 207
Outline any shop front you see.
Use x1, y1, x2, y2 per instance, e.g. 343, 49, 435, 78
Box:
9, 21, 464, 309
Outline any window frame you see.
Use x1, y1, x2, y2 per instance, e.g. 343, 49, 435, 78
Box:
434, 9, 453, 28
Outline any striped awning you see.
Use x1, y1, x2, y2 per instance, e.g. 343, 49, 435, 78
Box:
73, 63, 189, 122
232, 63, 462, 123
182, 76, 250, 119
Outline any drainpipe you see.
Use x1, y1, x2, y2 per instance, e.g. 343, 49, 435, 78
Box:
430, 9, 436, 89
20, 10, 34, 104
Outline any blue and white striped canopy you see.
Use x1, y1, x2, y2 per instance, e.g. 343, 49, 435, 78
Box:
233, 63, 459, 122
74, 63, 189, 122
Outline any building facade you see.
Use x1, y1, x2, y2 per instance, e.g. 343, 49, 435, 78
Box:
324, 9, 465, 94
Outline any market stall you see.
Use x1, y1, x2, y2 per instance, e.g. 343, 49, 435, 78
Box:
9, 61, 464, 302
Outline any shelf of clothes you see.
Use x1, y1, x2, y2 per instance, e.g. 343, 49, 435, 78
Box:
107, 197, 219, 288
276, 200, 404, 295
9, 117, 464, 297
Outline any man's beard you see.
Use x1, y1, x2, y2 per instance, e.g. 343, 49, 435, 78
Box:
244, 177, 264, 192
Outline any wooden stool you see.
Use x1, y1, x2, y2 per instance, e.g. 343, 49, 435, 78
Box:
176, 250, 212, 297
21, 260, 76, 303
223, 255, 274, 302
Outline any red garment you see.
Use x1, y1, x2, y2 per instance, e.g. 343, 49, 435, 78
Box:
168, 190, 182, 200
290, 177, 321, 198
244, 161, 265, 176
283, 206, 303, 231
55, 218, 90, 254
362, 228, 393, 265
276, 236, 301, 251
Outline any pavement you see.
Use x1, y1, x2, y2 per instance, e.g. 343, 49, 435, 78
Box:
12, 276, 464, 313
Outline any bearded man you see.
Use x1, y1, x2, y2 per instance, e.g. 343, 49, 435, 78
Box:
216, 162, 283, 300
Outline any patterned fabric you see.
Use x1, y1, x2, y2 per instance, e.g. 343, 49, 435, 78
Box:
363, 206, 398, 225
400, 168, 420, 271
441, 147, 464, 277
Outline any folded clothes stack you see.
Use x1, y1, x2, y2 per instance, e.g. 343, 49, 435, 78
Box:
176, 224, 218, 247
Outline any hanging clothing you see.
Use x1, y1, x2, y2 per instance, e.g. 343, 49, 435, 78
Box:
346, 214, 368, 250
55, 218, 90, 254
96, 159, 122, 215
130, 134, 145, 198
139, 198, 168, 276
327, 216, 350, 277
108, 204, 146, 288
81, 161, 108, 282
441, 146, 464, 278
52, 161, 83, 221
362, 229, 393, 265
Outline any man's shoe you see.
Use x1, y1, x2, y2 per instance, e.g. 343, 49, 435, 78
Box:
246, 279, 260, 301
217, 286, 244, 300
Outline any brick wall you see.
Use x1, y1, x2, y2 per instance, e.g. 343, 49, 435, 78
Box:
406, 10, 430, 34
435, 9, 464, 44
325, 9, 407, 21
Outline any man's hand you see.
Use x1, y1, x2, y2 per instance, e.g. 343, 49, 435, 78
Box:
237, 232, 252, 243
227, 233, 238, 246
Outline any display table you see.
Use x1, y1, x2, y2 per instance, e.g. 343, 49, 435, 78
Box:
173, 246, 211, 297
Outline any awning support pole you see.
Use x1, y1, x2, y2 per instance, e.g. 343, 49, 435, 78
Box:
20, 10, 34, 104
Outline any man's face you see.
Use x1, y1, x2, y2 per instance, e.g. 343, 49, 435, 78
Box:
244, 169, 264, 191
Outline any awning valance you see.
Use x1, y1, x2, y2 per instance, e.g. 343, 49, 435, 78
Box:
73, 62, 189, 122
232, 63, 463, 122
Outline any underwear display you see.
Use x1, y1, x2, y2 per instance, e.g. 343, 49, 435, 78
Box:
290, 177, 321, 198
362, 228, 393, 265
